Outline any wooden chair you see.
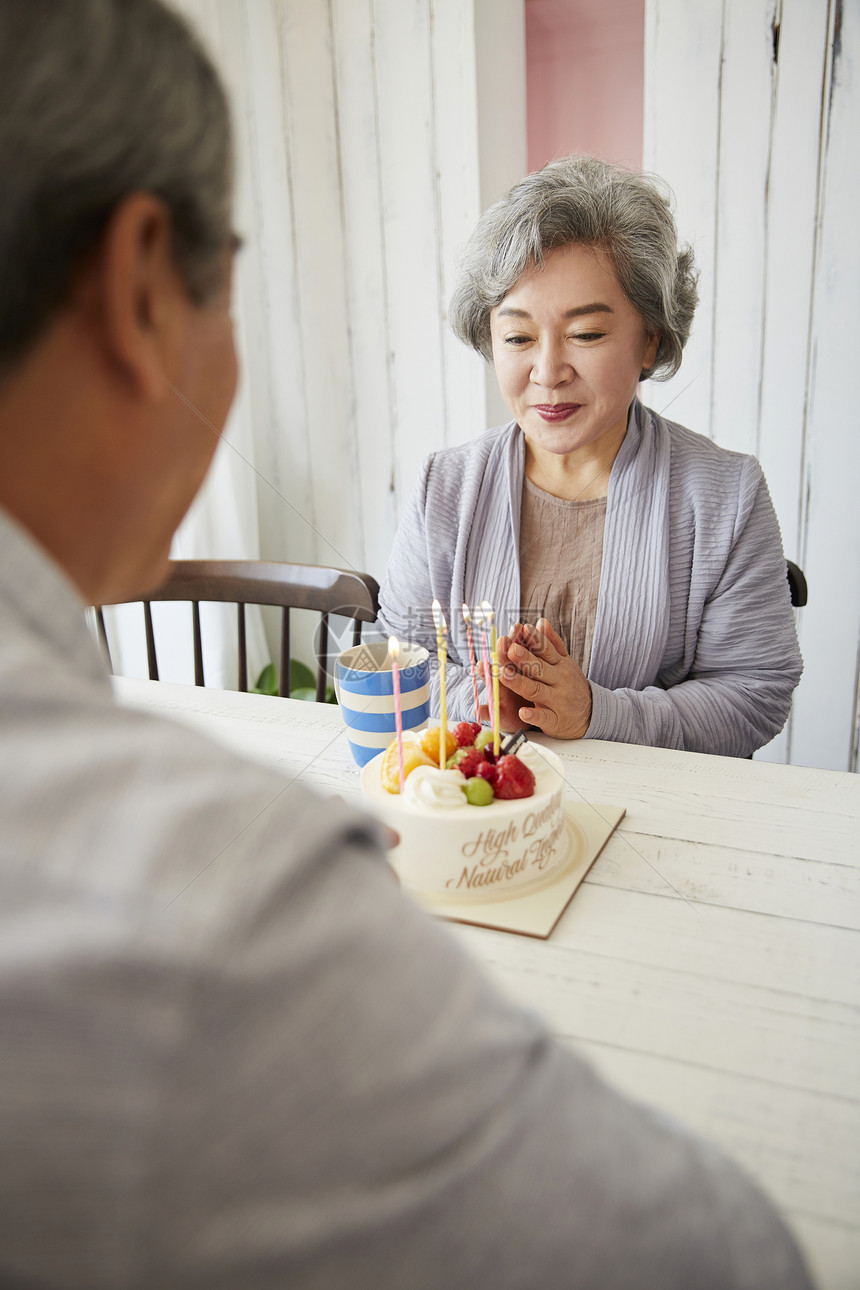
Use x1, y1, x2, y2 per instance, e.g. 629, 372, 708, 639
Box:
786, 560, 808, 608
95, 560, 380, 702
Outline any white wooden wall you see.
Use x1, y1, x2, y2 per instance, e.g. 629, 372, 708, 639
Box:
171, 0, 525, 575
155, 0, 525, 675
643, 0, 860, 772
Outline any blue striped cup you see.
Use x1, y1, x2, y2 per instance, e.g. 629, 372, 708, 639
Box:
335, 641, 430, 767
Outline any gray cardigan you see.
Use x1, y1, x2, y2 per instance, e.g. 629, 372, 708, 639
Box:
378, 400, 802, 757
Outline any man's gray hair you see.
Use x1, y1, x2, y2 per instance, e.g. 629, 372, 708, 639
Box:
449, 156, 698, 381
0, 0, 233, 373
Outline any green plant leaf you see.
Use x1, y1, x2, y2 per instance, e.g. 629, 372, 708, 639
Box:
288, 658, 316, 692
252, 662, 278, 696
251, 658, 333, 702
290, 686, 317, 703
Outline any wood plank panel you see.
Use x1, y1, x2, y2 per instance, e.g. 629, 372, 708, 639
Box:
275, 2, 362, 570
235, 0, 317, 570
790, 0, 860, 773
568, 1042, 860, 1256
641, 0, 723, 435
330, 0, 396, 578
758, 0, 832, 766
588, 833, 860, 930
464, 894, 860, 1100
466, 881, 859, 1010
373, 0, 448, 518
789, 1214, 860, 1290
430, 1, 486, 450
709, 0, 775, 458
757, 0, 830, 561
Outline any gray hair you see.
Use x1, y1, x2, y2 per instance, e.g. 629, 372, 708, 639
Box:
0, 0, 233, 374
449, 156, 698, 381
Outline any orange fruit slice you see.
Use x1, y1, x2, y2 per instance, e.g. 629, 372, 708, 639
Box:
420, 726, 459, 765
380, 734, 434, 793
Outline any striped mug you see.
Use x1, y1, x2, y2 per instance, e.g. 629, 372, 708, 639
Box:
335, 640, 430, 767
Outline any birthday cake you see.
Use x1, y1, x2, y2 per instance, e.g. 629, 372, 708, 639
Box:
360, 723, 569, 901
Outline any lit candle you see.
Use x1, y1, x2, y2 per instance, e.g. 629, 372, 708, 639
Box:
461, 603, 481, 723
431, 599, 448, 768
388, 636, 405, 793
481, 600, 501, 757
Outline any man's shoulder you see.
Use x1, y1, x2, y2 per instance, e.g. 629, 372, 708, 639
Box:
0, 672, 382, 929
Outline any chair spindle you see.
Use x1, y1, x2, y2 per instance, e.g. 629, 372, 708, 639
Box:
237, 603, 247, 691
95, 608, 113, 672
192, 602, 204, 686
143, 602, 159, 681
316, 613, 329, 703
279, 607, 290, 698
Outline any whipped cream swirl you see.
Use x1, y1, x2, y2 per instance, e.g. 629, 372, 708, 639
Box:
515, 741, 546, 778
404, 766, 467, 809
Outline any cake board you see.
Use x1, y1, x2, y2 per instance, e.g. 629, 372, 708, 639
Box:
395, 800, 625, 940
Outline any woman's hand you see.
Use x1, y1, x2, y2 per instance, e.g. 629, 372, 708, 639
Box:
496, 618, 593, 740
476, 655, 529, 733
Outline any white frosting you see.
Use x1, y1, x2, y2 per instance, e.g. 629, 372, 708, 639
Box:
511, 741, 544, 777
361, 743, 569, 901
404, 766, 467, 809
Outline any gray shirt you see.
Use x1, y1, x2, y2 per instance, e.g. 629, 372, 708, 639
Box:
0, 508, 812, 1288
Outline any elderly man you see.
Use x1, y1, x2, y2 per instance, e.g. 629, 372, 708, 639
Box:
0, 2, 812, 1287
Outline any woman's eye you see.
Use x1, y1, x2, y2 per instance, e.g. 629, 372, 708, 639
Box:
504, 334, 532, 346
572, 331, 605, 342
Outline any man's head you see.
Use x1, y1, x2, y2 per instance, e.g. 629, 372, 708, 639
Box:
0, 0, 233, 376
0, 0, 238, 603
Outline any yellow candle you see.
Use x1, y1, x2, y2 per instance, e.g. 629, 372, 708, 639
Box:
482, 600, 501, 757
431, 599, 448, 768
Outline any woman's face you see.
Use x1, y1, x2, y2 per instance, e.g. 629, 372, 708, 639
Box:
490, 242, 659, 462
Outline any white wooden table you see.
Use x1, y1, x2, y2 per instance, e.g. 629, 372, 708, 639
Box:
114, 677, 860, 1290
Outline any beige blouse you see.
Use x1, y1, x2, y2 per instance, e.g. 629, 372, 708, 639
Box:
518, 477, 606, 675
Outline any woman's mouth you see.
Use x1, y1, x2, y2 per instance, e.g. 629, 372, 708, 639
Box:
533, 403, 581, 423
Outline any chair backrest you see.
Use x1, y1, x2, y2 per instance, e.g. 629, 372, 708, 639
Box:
786, 560, 808, 608
96, 559, 380, 701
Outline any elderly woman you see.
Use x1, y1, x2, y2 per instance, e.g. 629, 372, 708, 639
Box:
377, 157, 802, 757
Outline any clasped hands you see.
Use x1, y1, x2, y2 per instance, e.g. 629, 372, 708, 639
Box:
477, 618, 592, 740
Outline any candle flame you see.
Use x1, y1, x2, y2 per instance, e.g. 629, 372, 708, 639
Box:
387, 635, 400, 661
431, 599, 447, 635
481, 599, 495, 625
461, 603, 471, 625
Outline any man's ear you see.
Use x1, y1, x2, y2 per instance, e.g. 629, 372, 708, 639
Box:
95, 192, 186, 403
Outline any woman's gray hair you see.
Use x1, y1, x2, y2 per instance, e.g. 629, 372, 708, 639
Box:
0, 0, 233, 373
449, 156, 698, 381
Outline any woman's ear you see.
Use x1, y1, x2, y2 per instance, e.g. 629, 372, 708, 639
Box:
641, 330, 660, 378
92, 192, 186, 403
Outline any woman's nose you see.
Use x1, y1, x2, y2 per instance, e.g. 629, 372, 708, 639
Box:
530, 341, 573, 388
